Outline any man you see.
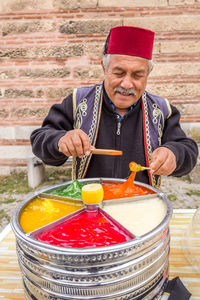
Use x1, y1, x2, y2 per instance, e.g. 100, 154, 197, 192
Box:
31, 26, 198, 188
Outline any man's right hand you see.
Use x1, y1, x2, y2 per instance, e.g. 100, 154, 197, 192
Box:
58, 129, 91, 158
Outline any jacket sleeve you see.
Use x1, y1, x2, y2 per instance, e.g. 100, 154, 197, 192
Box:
161, 104, 198, 177
30, 94, 73, 166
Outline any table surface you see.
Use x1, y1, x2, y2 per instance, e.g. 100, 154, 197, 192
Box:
0, 209, 200, 300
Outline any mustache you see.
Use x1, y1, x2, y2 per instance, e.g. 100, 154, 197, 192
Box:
114, 86, 137, 96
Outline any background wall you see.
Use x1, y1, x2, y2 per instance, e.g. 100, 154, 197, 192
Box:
0, 0, 199, 179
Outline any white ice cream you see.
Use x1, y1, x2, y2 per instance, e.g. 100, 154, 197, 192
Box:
103, 197, 166, 236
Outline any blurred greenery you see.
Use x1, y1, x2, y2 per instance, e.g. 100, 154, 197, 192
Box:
168, 193, 177, 202
0, 167, 72, 195
0, 209, 10, 221
186, 189, 200, 197
0, 172, 32, 194
179, 175, 192, 184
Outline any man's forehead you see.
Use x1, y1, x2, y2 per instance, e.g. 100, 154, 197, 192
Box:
109, 54, 149, 66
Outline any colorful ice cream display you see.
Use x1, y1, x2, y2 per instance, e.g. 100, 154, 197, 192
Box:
19, 197, 83, 233
34, 183, 135, 248
103, 197, 166, 236
34, 208, 134, 248
19, 161, 167, 249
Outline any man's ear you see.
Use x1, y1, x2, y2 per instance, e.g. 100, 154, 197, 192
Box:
148, 61, 154, 75
150, 64, 154, 73
101, 59, 105, 73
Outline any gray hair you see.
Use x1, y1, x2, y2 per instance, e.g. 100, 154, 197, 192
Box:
102, 54, 153, 75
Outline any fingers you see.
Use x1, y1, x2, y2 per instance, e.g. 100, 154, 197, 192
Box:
58, 129, 91, 158
150, 147, 176, 176
82, 133, 91, 156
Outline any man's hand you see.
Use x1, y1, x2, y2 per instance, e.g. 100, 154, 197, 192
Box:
58, 129, 91, 158
150, 147, 176, 176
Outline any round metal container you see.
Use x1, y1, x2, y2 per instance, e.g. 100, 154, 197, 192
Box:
11, 178, 173, 300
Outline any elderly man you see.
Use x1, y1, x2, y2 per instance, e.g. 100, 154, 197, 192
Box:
31, 26, 198, 188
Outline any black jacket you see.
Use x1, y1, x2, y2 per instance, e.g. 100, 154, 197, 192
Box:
30, 89, 198, 185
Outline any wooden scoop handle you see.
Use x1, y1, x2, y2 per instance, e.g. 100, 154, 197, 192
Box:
91, 149, 122, 156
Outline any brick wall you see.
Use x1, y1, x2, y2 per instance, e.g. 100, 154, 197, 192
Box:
0, 0, 199, 175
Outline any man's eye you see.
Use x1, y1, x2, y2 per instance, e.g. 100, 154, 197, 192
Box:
114, 73, 123, 76
134, 74, 143, 79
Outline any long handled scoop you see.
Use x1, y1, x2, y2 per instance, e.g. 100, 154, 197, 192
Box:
58, 147, 122, 156
91, 149, 122, 156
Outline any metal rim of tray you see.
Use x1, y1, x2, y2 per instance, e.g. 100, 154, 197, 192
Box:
16, 232, 170, 282
21, 261, 169, 300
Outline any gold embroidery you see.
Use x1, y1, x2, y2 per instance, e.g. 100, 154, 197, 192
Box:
143, 92, 152, 156
71, 89, 78, 180
72, 94, 88, 180
156, 176, 161, 189
142, 92, 154, 185
153, 103, 164, 124
142, 92, 161, 188
74, 98, 88, 130
77, 84, 103, 179
72, 157, 77, 180
72, 88, 77, 121
152, 103, 164, 146
83, 91, 103, 178
164, 98, 172, 119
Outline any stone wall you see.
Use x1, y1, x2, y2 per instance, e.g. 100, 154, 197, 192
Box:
0, 0, 199, 177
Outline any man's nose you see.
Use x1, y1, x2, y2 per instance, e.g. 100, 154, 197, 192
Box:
120, 76, 134, 90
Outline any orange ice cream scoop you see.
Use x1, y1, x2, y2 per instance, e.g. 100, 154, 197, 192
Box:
129, 161, 150, 172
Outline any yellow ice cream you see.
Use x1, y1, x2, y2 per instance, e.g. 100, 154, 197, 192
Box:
81, 183, 104, 205
20, 197, 83, 233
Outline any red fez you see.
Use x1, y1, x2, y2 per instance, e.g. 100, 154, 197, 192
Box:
106, 26, 155, 60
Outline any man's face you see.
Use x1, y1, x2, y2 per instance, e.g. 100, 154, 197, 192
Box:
103, 54, 149, 114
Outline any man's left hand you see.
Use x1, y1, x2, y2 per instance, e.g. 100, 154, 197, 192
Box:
150, 147, 176, 176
